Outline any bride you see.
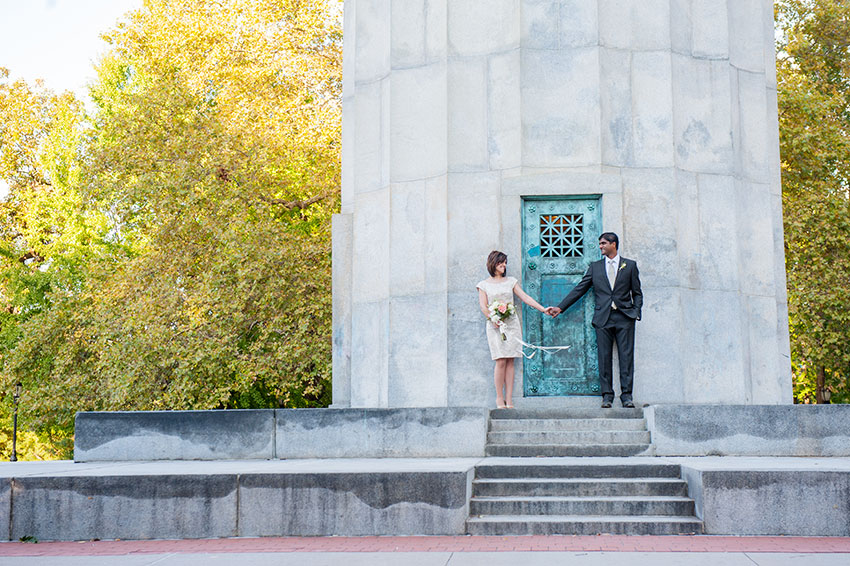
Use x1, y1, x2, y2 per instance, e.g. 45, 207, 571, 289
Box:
476, 251, 548, 409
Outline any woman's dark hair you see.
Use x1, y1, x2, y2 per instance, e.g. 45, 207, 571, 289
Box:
487, 250, 508, 276
599, 232, 619, 249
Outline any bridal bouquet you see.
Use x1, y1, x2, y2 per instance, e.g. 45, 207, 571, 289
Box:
488, 301, 516, 341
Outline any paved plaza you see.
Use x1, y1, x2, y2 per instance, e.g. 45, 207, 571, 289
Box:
2, 535, 850, 565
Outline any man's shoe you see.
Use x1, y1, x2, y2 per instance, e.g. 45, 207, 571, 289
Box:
622, 400, 635, 408
601, 400, 613, 408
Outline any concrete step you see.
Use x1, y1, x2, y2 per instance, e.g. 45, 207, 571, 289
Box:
472, 477, 689, 497
485, 443, 652, 457
475, 463, 682, 479
469, 495, 695, 516
487, 430, 651, 445
489, 418, 648, 432
465, 514, 703, 535
491, 408, 643, 420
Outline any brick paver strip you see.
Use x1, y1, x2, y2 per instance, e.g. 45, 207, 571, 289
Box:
2, 536, 850, 556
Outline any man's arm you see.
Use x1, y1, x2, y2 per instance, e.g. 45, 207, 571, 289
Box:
555, 265, 594, 313
631, 261, 642, 320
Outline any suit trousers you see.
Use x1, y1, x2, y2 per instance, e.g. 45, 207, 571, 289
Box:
595, 308, 635, 402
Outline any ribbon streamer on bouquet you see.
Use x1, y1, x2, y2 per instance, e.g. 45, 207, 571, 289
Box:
505, 331, 571, 359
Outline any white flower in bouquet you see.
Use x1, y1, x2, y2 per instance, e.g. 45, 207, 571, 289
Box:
488, 301, 516, 341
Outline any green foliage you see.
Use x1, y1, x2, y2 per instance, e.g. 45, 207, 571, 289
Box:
0, 0, 341, 454
777, 0, 850, 403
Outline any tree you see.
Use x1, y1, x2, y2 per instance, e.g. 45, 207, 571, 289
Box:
0, 69, 112, 457
776, 0, 850, 403
0, 0, 342, 456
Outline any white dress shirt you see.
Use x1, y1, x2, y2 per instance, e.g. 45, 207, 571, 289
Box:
606, 254, 620, 308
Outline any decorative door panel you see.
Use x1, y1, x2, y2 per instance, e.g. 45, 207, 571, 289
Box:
522, 197, 601, 396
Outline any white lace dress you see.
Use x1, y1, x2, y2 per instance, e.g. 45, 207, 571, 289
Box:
477, 276, 523, 360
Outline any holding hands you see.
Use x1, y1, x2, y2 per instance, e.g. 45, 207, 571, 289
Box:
544, 306, 561, 318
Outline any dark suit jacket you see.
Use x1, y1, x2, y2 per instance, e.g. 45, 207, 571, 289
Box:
557, 257, 643, 328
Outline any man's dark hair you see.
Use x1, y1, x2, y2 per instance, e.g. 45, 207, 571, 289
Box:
599, 232, 619, 249
486, 250, 508, 276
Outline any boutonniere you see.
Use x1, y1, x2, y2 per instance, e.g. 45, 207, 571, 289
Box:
618, 262, 626, 271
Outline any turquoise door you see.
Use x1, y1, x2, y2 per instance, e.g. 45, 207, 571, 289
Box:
521, 197, 601, 396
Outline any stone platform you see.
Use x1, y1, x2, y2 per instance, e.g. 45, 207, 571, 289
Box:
75, 405, 850, 461
3, 456, 850, 541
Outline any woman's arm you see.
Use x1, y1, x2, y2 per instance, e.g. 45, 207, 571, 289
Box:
479, 288, 500, 329
513, 282, 546, 312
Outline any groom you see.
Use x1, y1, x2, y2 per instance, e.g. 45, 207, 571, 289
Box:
546, 233, 642, 408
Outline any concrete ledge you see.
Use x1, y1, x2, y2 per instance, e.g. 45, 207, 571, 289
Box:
276, 408, 489, 458
74, 408, 490, 461
0, 478, 9, 540
679, 458, 850, 536
74, 410, 275, 462
0, 459, 478, 540
11, 475, 239, 540
238, 471, 471, 536
646, 404, 850, 456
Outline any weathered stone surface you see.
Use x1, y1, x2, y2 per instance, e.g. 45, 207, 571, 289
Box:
521, 0, 559, 49
680, 290, 748, 404
353, 81, 385, 193
391, 0, 446, 68
332, 213, 353, 407
735, 181, 776, 296
446, 172, 501, 293
696, 174, 739, 291
648, 405, 850, 456
337, 0, 790, 407
744, 295, 783, 403
702, 470, 850, 536
487, 50, 521, 170
350, 299, 389, 407
559, 0, 599, 47
691, 0, 729, 59
598, 0, 670, 51
448, 57, 488, 171
521, 47, 600, 167
74, 410, 275, 462
727, 0, 765, 73
275, 408, 488, 458
388, 294, 449, 407
674, 169, 700, 288
354, 0, 390, 83
11, 474, 238, 541
631, 52, 673, 167
633, 287, 685, 403
678, 456, 850, 535
239, 470, 470, 536
447, 291, 494, 407
352, 189, 390, 302
0, 478, 9, 541
0, 458, 481, 540
622, 168, 677, 287
734, 69, 770, 182
448, 0, 520, 56
672, 56, 734, 174
390, 63, 447, 182
600, 47, 632, 167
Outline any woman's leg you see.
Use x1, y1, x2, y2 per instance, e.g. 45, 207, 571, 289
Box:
494, 359, 507, 407
504, 358, 515, 407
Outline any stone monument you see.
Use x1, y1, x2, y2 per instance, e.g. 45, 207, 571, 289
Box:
333, 0, 792, 408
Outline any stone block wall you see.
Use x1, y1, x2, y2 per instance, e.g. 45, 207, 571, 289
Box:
334, 0, 791, 408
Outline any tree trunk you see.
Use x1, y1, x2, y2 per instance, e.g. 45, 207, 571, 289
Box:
816, 365, 826, 404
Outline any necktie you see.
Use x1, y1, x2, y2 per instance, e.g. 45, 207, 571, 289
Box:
607, 260, 616, 290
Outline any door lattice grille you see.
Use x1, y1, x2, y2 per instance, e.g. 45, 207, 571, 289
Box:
540, 214, 584, 258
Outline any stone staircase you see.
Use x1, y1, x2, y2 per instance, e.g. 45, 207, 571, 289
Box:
485, 407, 653, 457
466, 407, 703, 535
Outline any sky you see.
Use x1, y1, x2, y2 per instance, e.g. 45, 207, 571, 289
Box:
0, 0, 142, 97
0, 0, 142, 197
